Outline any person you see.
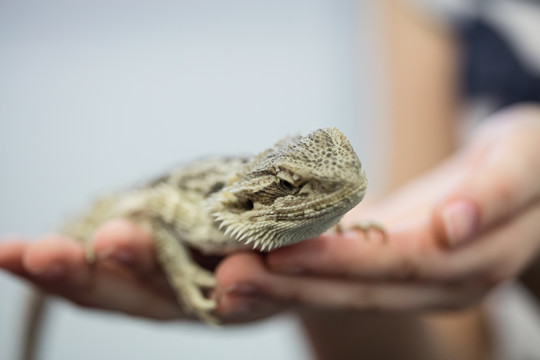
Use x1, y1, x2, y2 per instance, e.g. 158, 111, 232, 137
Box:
1, 0, 540, 359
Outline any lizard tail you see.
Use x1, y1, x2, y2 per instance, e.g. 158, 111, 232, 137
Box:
17, 291, 49, 360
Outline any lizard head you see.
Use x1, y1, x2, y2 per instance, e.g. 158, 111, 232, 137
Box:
209, 127, 367, 251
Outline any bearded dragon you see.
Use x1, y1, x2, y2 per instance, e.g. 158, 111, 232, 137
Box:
20, 127, 375, 359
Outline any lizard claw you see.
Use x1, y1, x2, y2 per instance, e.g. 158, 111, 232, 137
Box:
332, 223, 345, 234
348, 222, 387, 242
177, 281, 220, 324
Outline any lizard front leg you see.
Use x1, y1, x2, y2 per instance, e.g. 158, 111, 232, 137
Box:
151, 221, 219, 324
334, 222, 387, 241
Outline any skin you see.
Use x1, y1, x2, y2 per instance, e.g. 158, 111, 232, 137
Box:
1, 0, 540, 358
220, 105, 540, 310
2, 105, 540, 355
217, 105, 540, 359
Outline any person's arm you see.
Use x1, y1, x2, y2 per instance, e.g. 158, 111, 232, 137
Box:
379, 0, 459, 191
0, 0, 462, 332
299, 1, 481, 359
216, 1, 489, 359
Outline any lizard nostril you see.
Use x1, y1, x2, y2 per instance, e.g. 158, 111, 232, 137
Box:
208, 181, 225, 195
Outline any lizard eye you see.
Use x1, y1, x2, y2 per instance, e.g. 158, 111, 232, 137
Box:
279, 179, 296, 192
240, 198, 254, 210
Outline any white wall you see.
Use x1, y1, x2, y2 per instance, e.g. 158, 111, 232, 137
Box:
0, 1, 380, 359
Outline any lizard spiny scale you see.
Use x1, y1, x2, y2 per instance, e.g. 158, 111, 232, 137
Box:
60, 127, 368, 323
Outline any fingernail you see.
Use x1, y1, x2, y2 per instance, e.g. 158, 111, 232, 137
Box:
35, 264, 65, 279
442, 200, 478, 247
96, 246, 115, 260
109, 250, 135, 265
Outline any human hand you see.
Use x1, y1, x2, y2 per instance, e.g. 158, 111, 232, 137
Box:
3, 105, 539, 322
0, 220, 275, 323
216, 105, 540, 316
0, 220, 185, 320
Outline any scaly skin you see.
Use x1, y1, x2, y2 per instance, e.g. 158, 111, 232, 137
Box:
60, 127, 369, 323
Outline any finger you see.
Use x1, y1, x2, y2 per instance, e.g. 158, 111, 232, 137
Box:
215, 252, 286, 320
63, 261, 183, 320
22, 235, 91, 285
266, 227, 433, 281
216, 291, 284, 323
92, 219, 157, 274
2, 236, 182, 320
434, 110, 540, 247
268, 199, 540, 285
217, 252, 487, 313
24, 236, 182, 319
0, 239, 29, 276
341, 155, 461, 229
433, 199, 540, 284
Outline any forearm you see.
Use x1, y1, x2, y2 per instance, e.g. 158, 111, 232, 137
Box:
299, 0, 484, 359
515, 104, 540, 301
378, 0, 459, 192
299, 310, 443, 360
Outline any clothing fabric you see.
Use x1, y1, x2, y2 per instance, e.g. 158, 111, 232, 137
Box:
412, 0, 540, 111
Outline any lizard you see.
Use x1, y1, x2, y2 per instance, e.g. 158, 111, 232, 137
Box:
19, 127, 377, 359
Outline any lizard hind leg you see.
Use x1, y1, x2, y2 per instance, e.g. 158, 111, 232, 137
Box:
151, 223, 220, 325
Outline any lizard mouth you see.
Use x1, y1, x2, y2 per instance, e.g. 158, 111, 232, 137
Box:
213, 181, 367, 252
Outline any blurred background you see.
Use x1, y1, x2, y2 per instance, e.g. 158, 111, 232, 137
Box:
0, 1, 381, 359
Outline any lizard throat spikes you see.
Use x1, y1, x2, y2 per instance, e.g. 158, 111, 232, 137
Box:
208, 127, 368, 252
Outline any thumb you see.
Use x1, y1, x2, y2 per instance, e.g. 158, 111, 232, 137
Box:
433, 109, 540, 248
